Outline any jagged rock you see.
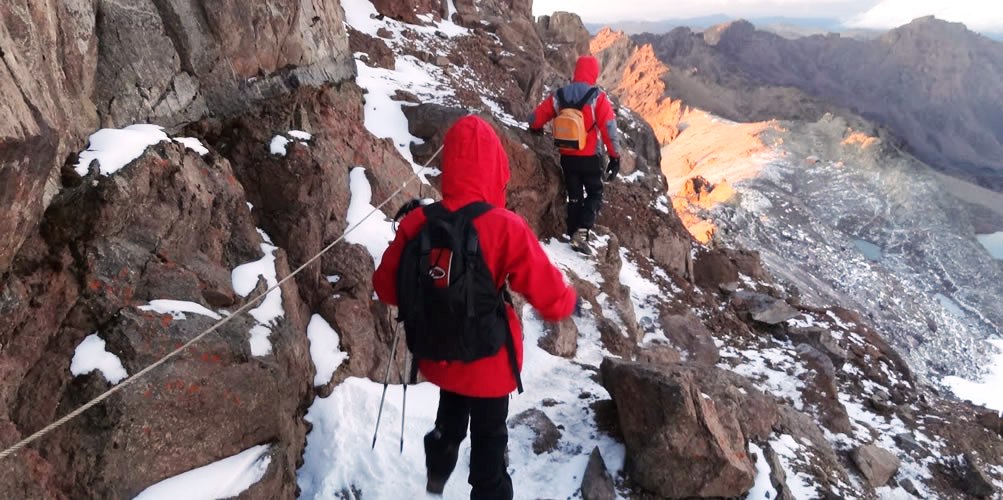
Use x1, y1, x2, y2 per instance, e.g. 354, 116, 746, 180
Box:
538, 317, 579, 358
348, 27, 396, 69
976, 410, 1003, 437
534, 12, 591, 76
732, 291, 800, 325
958, 453, 996, 497
765, 445, 797, 500
901, 478, 921, 496
372, 0, 443, 23
786, 327, 848, 363
852, 444, 900, 487
796, 344, 853, 434
510, 409, 561, 455
597, 317, 636, 358
693, 248, 740, 289
0, 143, 311, 498
581, 447, 616, 500
658, 312, 719, 366
600, 358, 756, 497
893, 433, 927, 455
635, 345, 682, 366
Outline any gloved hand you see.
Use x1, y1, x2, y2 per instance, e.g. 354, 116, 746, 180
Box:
573, 297, 584, 317
605, 157, 620, 181
528, 127, 544, 136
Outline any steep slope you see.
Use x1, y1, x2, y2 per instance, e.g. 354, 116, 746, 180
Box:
628, 17, 1003, 191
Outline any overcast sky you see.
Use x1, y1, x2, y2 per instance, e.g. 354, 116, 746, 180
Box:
532, 0, 1003, 32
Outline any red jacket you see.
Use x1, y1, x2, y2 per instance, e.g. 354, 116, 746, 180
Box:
529, 55, 620, 158
373, 116, 577, 397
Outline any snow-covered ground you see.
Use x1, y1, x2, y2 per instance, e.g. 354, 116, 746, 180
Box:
297, 304, 627, 499
944, 338, 1003, 415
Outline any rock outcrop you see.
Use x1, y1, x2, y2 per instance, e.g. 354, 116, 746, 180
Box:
0, 0, 355, 275
601, 359, 756, 498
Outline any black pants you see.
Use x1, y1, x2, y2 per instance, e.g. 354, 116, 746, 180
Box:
561, 155, 604, 234
425, 390, 512, 500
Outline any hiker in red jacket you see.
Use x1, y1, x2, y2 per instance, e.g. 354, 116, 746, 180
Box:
528, 55, 621, 254
373, 115, 577, 499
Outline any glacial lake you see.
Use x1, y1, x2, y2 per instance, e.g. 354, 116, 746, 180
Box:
853, 239, 883, 261
977, 232, 1003, 260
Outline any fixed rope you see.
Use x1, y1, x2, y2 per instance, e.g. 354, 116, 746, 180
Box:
0, 145, 444, 460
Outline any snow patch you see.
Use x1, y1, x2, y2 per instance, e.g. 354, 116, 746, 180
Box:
308, 314, 349, 387
70, 333, 128, 384
748, 443, 778, 500
944, 338, 1003, 414
269, 135, 291, 156
288, 130, 312, 141
174, 137, 210, 156
133, 444, 271, 500
770, 434, 819, 499
138, 300, 222, 320
345, 167, 396, 266
976, 231, 1003, 259
74, 124, 169, 176
231, 231, 284, 356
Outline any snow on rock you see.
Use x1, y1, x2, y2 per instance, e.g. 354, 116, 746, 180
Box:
769, 434, 819, 499
345, 167, 395, 266
944, 338, 1003, 415
297, 304, 626, 499
308, 314, 349, 387
748, 443, 778, 500
138, 299, 222, 320
174, 137, 209, 156
230, 230, 284, 356
542, 237, 604, 286
133, 444, 272, 500
269, 135, 291, 156
70, 333, 128, 384
74, 124, 169, 176
288, 130, 312, 141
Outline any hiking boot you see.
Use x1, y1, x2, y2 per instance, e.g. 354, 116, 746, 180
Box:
570, 228, 591, 255
426, 473, 447, 495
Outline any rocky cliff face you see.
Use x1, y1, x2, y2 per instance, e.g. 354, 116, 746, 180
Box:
0, 0, 355, 275
626, 17, 1003, 191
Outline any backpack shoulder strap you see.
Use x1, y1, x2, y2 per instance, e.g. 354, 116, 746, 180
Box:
455, 201, 493, 221
555, 88, 568, 108
422, 202, 448, 220
573, 87, 599, 110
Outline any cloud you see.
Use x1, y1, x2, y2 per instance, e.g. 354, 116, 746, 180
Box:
849, 0, 1003, 32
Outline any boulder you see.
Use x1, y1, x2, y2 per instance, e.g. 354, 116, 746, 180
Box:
958, 453, 996, 497
600, 358, 755, 498
852, 444, 900, 487
658, 313, 719, 366
635, 345, 682, 366
732, 291, 800, 325
510, 409, 561, 455
538, 317, 579, 358
581, 447, 616, 500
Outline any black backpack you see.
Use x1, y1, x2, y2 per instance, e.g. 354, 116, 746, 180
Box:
396, 202, 523, 392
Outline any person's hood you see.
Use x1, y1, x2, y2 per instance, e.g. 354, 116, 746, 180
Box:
440, 115, 510, 208
572, 55, 600, 85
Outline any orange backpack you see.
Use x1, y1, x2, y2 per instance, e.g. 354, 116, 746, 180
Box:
552, 87, 599, 151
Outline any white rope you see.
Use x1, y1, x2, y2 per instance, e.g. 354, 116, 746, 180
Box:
0, 146, 444, 460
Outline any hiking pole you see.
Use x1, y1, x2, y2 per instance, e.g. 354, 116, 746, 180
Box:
400, 350, 409, 454
372, 319, 401, 450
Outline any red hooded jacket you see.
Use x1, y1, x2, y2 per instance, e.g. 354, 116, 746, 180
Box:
372, 116, 577, 397
529, 55, 620, 158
